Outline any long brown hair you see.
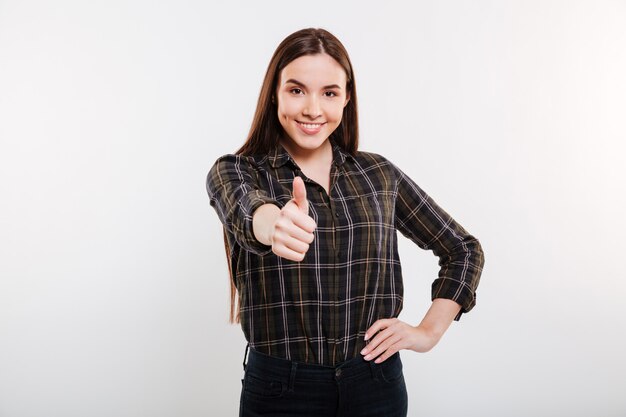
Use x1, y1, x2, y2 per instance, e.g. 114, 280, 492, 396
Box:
225, 27, 360, 323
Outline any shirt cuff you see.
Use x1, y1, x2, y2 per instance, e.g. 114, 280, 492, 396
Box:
238, 192, 281, 256
431, 278, 477, 321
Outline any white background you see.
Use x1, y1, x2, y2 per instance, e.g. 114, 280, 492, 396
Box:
1, 1, 625, 416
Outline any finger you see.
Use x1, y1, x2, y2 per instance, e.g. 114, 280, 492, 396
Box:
282, 201, 317, 233
365, 333, 402, 361
288, 227, 315, 245
364, 318, 395, 341
272, 244, 306, 262
279, 233, 310, 254
290, 211, 317, 234
362, 326, 395, 355
274, 214, 315, 243
374, 345, 400, 364
292, 176, 308, 214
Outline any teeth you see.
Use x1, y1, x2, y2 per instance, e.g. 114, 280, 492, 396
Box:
299, 122, 323, 129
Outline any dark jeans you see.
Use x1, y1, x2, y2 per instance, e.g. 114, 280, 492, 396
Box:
239, 347, 408, 417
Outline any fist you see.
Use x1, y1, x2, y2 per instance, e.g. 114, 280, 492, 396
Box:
271, 176, 317, 262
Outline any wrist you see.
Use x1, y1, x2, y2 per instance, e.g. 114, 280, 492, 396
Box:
253, 204, 281, 246
406, 324, 440, 353
415, 323, 442, 343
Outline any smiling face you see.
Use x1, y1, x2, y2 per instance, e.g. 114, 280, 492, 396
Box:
275, 53, 350, 159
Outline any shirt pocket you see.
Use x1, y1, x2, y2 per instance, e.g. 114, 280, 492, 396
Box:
344, 193, 394, 227
341, 193, 395, 258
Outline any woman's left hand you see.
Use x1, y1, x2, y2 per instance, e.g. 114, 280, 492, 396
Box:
360, 318, 440, 363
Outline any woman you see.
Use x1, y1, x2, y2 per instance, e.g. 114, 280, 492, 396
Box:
206, 27, 484, 417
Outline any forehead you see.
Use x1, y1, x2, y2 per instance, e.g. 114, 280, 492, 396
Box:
278, 53, 347, 87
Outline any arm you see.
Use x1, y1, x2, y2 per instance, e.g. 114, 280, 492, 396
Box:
360, 298, 461, 363
206, 154, 281, 256
361, 159, 484, 362
206, 154, 317, 260
391, 160, 484, 319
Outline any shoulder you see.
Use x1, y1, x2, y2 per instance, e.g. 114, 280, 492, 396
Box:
352, 149, 390, 165
208, 153, 264, 175
211, 153, 259, 167
351, 150, 400, 177
206, 153, 266, 188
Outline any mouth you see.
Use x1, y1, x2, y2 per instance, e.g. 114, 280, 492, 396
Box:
296, 121, 326, 134
297, 121, 326, 129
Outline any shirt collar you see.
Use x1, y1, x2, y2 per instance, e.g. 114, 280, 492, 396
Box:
268, 137, 353, 169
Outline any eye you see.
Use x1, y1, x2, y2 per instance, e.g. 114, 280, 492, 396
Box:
325, 91, 338, 97
290, 88, 303, 95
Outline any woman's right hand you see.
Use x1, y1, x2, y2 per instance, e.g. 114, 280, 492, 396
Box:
252, 176, 317, 262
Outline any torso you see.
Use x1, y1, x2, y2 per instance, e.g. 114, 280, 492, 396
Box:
214, 147, 408, 365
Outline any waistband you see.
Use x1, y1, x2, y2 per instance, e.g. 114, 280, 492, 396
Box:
244, 346, 399, 383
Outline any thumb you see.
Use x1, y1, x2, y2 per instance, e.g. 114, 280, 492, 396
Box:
292, 176, 308, 213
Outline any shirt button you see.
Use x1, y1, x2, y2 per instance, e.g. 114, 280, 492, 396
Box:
335, 212, 340, 218
335, 368, 342, 378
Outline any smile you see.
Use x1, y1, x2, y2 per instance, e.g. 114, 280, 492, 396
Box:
297, 121, 326, 129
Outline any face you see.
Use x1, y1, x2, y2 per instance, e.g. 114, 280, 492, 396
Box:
275, 53, 350, 157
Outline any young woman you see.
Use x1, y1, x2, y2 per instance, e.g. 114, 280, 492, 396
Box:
206, 27, 484, 417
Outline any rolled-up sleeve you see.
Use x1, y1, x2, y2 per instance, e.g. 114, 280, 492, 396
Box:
391, 162, 485, 320
206, 154, 280, 256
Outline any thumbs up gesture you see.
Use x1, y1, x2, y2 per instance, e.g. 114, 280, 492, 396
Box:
292, 175, 309, 214
270, 176, 317, 262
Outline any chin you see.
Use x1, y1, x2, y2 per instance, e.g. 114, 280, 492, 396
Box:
295, 136, 328, 148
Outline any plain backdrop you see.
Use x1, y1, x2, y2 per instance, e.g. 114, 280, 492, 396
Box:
1, 1, 625, 416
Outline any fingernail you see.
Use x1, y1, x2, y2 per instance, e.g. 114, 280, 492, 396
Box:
364, 354, 372, 360
374, 358, 382, 364
360, 348, 367, 355
364, 333, 369, 341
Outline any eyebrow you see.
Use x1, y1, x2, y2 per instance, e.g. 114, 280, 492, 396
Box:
284, 78, 342, 90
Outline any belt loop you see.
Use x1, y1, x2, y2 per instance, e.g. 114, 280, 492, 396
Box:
242, 343, 250, 371
288, 361, 298, 392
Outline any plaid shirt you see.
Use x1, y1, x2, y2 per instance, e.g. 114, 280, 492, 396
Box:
206, 138, 484, 366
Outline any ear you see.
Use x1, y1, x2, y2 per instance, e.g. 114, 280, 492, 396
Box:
344, 92, 350, 107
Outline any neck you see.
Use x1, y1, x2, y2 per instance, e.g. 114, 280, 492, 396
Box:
280, 137, 333, 167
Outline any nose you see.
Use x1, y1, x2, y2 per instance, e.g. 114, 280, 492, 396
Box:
303, 94, 322, 119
